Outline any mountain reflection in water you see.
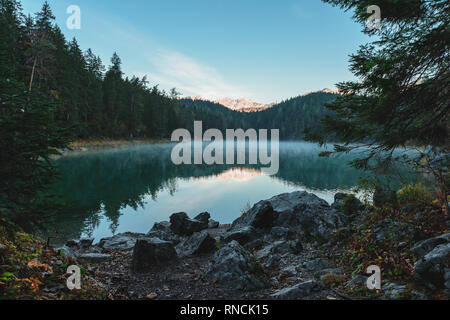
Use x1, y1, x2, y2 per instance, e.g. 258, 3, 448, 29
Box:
46, 142, 416, 245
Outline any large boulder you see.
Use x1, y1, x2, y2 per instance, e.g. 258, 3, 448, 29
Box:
146, 221, 181, 245
170, 212, 208, 236
229, 201, 274, 231
411, 233, 450, 257
207, 241, 266, 291
98, 232, 146, 251
208, 219, 220, 229
150, 221, 171, 232
414, 243, 450, 289
176, 231, 217, 257
194, 212, 211, 224
131, 237, 178, 272
223, 191, 348, 244
268, 191, 347, 239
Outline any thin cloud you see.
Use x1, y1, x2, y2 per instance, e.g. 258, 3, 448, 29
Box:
142, 49, 250, 100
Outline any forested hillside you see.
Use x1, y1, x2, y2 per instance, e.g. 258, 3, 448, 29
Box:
0, 1, 197, 140
180, 91, 338, 140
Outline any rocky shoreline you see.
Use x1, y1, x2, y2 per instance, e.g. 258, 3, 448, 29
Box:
55, 191, 450, 300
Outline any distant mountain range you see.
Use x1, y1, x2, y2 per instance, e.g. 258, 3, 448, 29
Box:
181, 89, 339, 113
182, 96, 273, 112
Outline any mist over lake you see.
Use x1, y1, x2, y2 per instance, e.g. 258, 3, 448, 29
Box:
45, 141, 416, 245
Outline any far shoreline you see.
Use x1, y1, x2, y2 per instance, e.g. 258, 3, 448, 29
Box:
61, 138, 172, 154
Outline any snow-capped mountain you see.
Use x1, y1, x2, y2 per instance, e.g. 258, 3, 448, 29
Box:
305, 88, 341, 95
182, 96, 273, 112
214, 97, 273, 112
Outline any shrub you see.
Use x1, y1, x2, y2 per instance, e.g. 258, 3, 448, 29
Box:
397, 184, 432, 207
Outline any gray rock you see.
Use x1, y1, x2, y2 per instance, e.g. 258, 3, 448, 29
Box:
243, 238, 265, 251
84, 246, 103, 254
98, 232, 146, 250
372, 219, 416, 243
382, 282, 408, 300
170, 212, 208, 236
79, 238, 94, 248
289, 239, 303, 254
411, 291, 428, 300
207, 241, 266, 291
131, 237, 178, 272
55, 245, 78, 258
414, 243, 450, 288
229, 201, 274, 231
65, 239, 79, 247
222, 225, 257, 246
316, 268, 343, 278
194, 212, 211, 224
147, 222, 181, 245
78, 253, 111, 263
397, 242, 408, 250
304, 258, 331, 272
411, 233, 450, 257
224, 191, 348, 242
176, 231, 217, 257
270, 280, 318, 299
345, 275, 368, 289
270, 227, 297, 240
267, 191, 347, 239
279, 266, 297, 278
256, 241, 290, 260
208, 219, 220, 229
264, 255, 280, 269
150, 221, 171, 232
445, 268, 450, 285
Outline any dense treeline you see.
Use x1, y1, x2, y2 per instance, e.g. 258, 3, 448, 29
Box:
180, 91, 338, 140
0, 1, 198, 140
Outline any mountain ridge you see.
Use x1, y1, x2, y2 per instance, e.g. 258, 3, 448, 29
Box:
181, 88, 339, 113
180, 96, 273, 112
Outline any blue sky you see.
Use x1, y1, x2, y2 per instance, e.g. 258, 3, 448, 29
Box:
21, 0, 369, 103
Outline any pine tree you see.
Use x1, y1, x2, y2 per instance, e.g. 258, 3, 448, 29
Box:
308, 0, 449, 193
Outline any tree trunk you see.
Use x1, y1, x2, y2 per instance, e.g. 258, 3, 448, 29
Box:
28, 57, 37, 92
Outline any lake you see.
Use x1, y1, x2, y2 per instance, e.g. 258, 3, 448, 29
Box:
46, 141, 414, 245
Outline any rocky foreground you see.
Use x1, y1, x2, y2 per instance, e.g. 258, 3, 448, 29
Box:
56, 191, 450, 300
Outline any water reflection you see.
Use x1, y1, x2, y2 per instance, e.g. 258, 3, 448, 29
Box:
46, 142, 415, 244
